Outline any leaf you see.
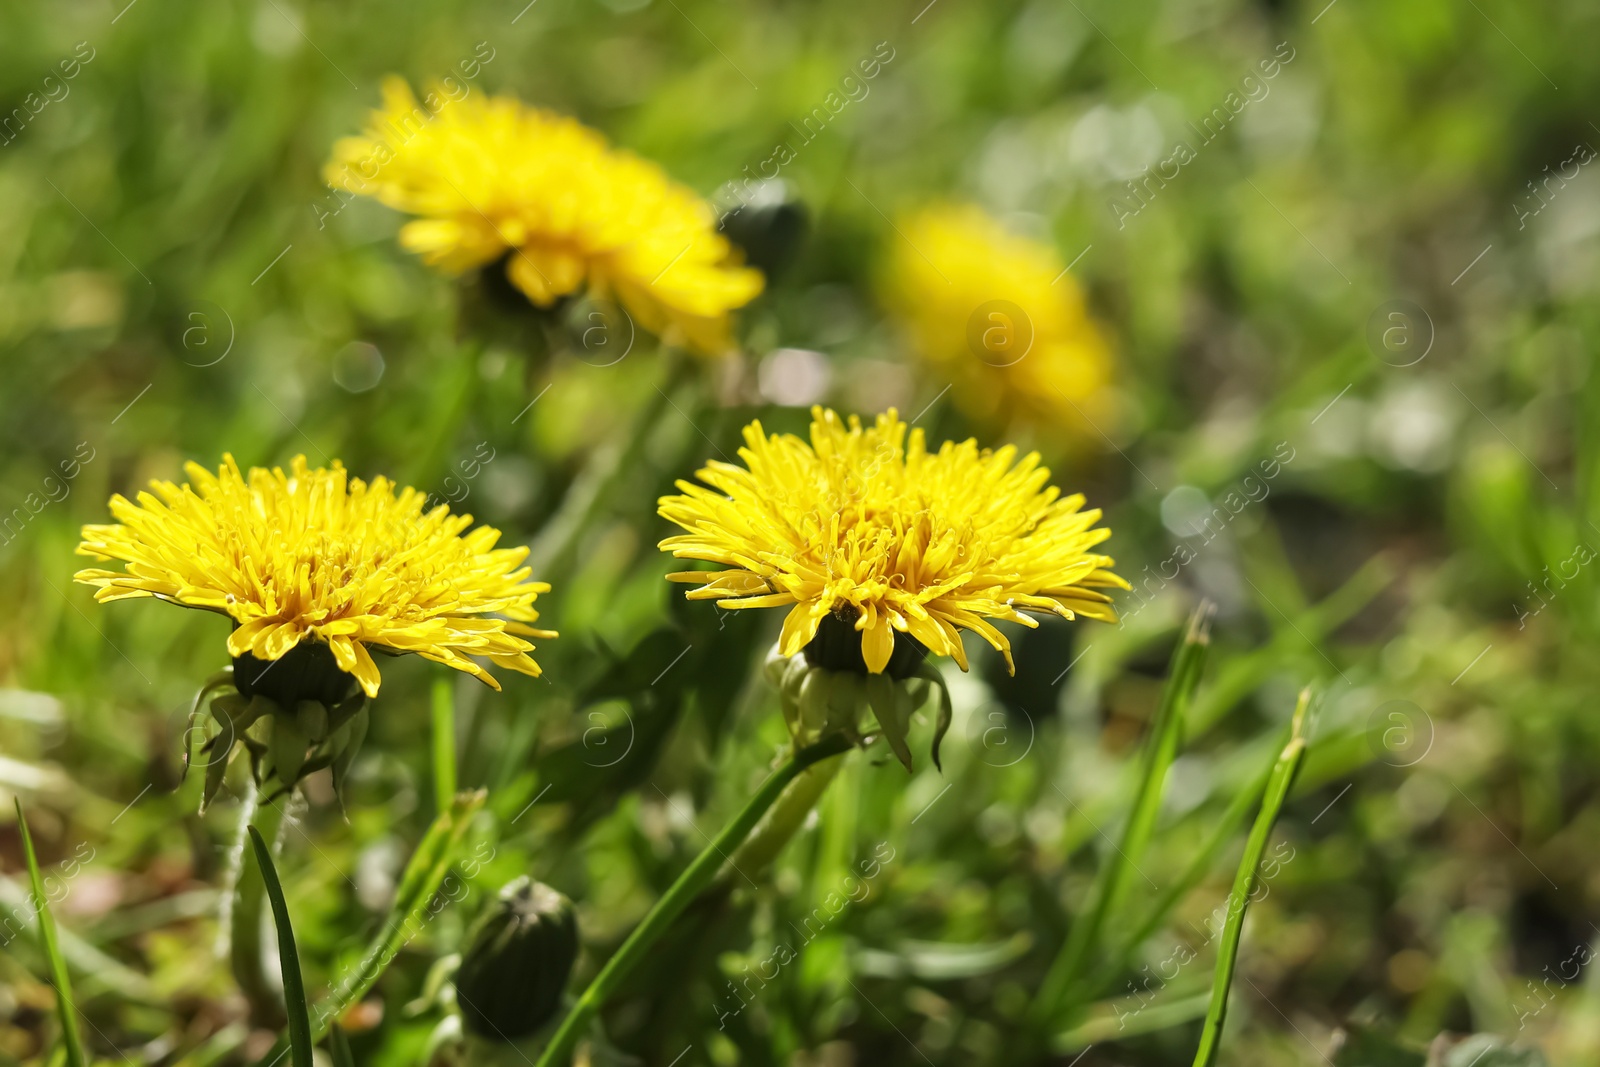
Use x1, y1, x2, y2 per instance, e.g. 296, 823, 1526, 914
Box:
1033, 601, 1214, 1023
1432, 1035, 1549, 1067
1190, 687, 1312, 1067
1053, 989, 1214, 1051
15, 799, 86, 1067
247, 824, 313, 1067
858, 934, 1033, 981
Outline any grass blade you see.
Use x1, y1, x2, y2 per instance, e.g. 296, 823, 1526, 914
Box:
1088, 743, 1279, 998
253, 789, 486, 1065
328, 1023, 355, 1067
15, 799, 87, 1067
535, 734, 853, 1067
431, 676, 456, 817
247, 824, 313, 1067
1190, 687, 1312, 1067
1054, 989, 1214, 1051
326, 789, 485, 1014
1033, 602, 1213, 1024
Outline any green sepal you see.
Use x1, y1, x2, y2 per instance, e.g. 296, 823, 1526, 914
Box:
295, 700, 328, 743
201, 738, 232, 813
184, 669, 237, 782
331, 706, 370, 811
796, 669, 829, 739
867, 672, 914, 773
269, 711, 309, 789
911, 663, 955, 772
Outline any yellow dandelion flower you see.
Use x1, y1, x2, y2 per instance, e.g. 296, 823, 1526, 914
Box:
658, 407, 1127, 677
881, 204, 1115, 435
325, 77, 764, 357
75, 455, 555, 699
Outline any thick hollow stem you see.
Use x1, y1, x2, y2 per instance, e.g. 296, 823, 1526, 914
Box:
533, 735, 853, 1067
227, 781, 290, 1027
725, 754, 847, 879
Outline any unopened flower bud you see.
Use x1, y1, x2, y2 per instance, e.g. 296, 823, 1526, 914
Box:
454, 877, 578, 1041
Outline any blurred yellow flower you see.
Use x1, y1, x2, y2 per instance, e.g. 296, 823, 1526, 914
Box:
882, 204, 1115, 435
659, 407, 1125, 676
75, 455, 554, 697
325, 77, 764, 356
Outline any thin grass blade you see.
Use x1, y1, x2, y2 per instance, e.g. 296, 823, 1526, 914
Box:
247, 824, 313, 1067
326, 789, 484, 1014
1088, 741, 1279, 998
1033, 602, 1213, 1023
328, 1023, 355, 1067
1190, 687, 1312, 1067
253, 789, 486, 1065
15, 799, 87, 1067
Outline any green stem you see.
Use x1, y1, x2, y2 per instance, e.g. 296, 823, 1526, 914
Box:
534, 734, 853, 1067
227, 780, 290, 1027
1032, 603, 1212, 1026
431, 677, 457, 817
724, 754, 848, 879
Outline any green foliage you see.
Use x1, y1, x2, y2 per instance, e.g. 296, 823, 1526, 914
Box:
14, 800, 85, 1067
1, 0, 1596, 1062
1192, 689, 1311, 1066
247, 824, 314, 1067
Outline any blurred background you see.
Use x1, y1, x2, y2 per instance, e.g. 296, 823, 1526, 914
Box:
2, 0, 1599, 1063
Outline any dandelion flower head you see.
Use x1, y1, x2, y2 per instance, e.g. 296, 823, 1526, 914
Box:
75, 455, 554, 698
882, 204, 1115, 435
325, 78, 764, 356
658, 407, 1126, 676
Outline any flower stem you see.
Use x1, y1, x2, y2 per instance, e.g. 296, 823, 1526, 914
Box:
725, 755, 847, 879
227, 779, 290, 1027
533, 734, 853, 1067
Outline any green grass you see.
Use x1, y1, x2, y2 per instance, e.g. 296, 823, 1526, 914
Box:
247, 824, 314, 1067
1, 0, 1595, 1063
15, 799, 86, 1067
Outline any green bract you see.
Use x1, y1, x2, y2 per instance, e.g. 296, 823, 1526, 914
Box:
762, 643, 953, 772
185, 665, 370, 810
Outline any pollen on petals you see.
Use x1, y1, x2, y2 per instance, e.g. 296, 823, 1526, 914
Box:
658, 407, 1127, 675
75, 454, 556, 696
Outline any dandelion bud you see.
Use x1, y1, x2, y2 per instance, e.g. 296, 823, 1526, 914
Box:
720, 183, 808, 280
454, 877, 578, 1041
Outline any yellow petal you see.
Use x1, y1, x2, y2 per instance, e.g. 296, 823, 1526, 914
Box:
860, 615, 895, 675
778, 602, 825, 658
349, 641, 383, 698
